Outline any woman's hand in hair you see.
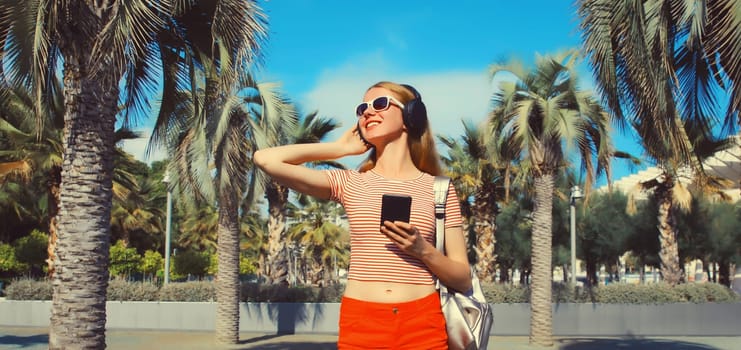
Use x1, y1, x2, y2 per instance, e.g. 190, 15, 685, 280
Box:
335, 125, 372, 156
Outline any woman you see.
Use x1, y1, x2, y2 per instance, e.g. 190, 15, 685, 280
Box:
254, 81, 471, 349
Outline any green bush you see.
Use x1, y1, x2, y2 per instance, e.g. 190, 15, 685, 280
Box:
3, 278, 52, 300
481, 283, 529, 303
584, 283, 683, 304
159, 281, 215, 301
478, 282, 741, 304
172, 250, 210, 279
241, 283, 317, 302
3, 278, 739, 303
109, 241, 142, 277
316, 283, 345, 303
0, 243, 23, 275
140, 250, 164, 281
13, 230, 48, 275
673, 282, 740, 303
107, 278, 160, 301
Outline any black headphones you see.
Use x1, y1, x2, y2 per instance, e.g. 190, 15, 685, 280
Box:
356, 83, 428, 145
400, 84, 428, 136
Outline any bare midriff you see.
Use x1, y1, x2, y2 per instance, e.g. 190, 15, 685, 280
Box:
344, 279, 437, 303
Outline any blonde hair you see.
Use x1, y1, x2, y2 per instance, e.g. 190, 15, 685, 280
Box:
357, 81, 442, 176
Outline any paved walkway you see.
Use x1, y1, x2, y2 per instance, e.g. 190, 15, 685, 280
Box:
1, 327, 739, 349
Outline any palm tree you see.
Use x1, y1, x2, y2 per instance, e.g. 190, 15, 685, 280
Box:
625, 121, 733, 284
438, 130, 478, 259
286, 197, 349, 286
178, 203, 219, 252
239, 208, 269, 281
148, 2, 268, 344
577, 0, 740, 134
0, 1, 267, 347
258, 110, 341, 286
1, 80, 151, 274
0, 77, 64, 275
488, 51, 613, 347
110, 151, 166, 253
152, 76, 284, 344
439, 121, 506, 282
578, 0, 739, 285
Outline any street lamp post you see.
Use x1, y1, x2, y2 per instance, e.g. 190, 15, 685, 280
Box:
570, 185, 583, 286
163, 171, 173, 285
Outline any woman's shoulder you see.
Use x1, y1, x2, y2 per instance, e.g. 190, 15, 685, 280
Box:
324, 168, 371, 184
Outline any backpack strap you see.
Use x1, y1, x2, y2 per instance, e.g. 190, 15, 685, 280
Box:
433, 176, 450, 291
433, 176, 450, 254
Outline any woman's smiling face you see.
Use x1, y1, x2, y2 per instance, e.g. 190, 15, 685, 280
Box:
357, 87, 406, 143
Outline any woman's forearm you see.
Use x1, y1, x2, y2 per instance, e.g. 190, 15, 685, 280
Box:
254, 142, 346, 166
421, 248, 473, 293
252, 143, 348, 200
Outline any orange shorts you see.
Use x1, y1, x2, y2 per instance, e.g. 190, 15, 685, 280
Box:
337, 292, 448, 350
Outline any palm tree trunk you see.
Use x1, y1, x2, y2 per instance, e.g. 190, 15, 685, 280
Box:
498, 265, 510, 283
504, 165, 511, 202
265, 182, 289, 285
718, 259, 730, 287
49, 58, 117, 350
530, 173, 554, 347
216, 187, 241, 344
474, 183, 499, 282
46, 166, 61, 278
474, 223, 497, 282
585, 257, 598, 286
655, 181, 683, 285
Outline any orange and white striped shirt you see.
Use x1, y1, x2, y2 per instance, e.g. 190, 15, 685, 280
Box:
324, 169, 463, 285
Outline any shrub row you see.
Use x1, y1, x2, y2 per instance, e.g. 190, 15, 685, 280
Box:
3, 278, 739, 304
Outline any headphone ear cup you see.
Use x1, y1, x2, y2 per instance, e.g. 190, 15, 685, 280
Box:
403, 99, 427, 134
400, 84, 427, 135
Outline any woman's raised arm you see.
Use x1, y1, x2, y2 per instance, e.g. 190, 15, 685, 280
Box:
253, 126, 370, 199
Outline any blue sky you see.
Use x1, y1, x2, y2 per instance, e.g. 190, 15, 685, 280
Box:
122, 0, 646, 188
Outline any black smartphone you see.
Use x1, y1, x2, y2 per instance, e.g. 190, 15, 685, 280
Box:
380, 194, 412, 225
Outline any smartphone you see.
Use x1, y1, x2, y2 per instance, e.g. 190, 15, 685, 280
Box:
380, 194, 412, 225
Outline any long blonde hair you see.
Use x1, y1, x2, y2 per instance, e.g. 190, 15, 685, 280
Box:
357, 81, 443, 176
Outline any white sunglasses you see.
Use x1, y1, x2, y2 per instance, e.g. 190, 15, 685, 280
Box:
355, 96, 405, 117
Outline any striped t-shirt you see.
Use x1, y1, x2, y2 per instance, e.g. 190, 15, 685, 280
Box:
324, 169, 463, 285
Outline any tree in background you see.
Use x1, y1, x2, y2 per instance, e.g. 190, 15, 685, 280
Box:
140, 250, 164, 282
439, 121, 506, 282
257, 110, 342, 286
680, 197, 741, 286
494, 198, 532, 284
626, 198, 662, 283
578, 191, 633, 285
0, 1, 269, 346
287, 197, 349, 286
109, 240, 142, 279
488, 51, 614, 346
0, 77, 64, 276
578, 0, 740, 286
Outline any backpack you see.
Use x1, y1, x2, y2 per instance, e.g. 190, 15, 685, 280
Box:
434, 176, 494, 350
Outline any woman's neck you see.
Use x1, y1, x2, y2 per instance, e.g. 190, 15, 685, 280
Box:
372, 139, 421, 180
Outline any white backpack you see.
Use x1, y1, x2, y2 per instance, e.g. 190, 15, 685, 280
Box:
434, 176, 494, 350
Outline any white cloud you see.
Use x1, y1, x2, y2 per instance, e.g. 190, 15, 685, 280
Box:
118, 128, 168, 165
299, 55, 497, 143
121, 55, 501, 166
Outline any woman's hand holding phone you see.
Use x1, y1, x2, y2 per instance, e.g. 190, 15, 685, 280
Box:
381, 220, 429, 259
380, 194, 430, 258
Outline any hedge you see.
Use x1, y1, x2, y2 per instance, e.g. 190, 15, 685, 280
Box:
3, 278, 739, 304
